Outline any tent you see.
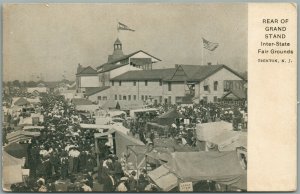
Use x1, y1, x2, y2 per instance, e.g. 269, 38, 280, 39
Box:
3, 151, 25, 188
154, 109, 185, 125
149, 151, 246, 191
195, 121, 232, 141
14, 97, 30, 106
115, 131, 144, 159
4, 143, 29, 158
195, 121, 247, 151
209, 131, 247, 151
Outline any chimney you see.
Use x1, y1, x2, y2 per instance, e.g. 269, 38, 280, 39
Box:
207, 62, 212, 66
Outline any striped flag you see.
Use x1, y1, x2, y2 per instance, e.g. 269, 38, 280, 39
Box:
202, 38, 219, 51
118, 22, 135, 32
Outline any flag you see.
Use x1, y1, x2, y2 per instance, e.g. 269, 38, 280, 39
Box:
202, 38, 219, 51
118, 22, 135, 32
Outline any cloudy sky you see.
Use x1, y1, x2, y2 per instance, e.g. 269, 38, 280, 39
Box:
3, 3, 247, 81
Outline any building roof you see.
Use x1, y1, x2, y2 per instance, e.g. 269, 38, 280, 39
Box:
222, 89, 247, 100
97, 50, 162, 70
72, 98, 94, 106
14, 97, 30, 106
85, 86, 110, 96
111, 68, 176, 81
164, 64, 246, 82
110, 64, 245, 82
114, 38, 122, 45
76, 66, 98, 76
99, 63, 128, 73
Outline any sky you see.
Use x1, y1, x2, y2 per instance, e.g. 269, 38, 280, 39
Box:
3, 3, 248, 81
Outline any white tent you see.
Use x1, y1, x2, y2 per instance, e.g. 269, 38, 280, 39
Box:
3, 151, 25, 189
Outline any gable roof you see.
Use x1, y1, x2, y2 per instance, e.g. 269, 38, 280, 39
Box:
111, 68, 176, 81
76, 66, 98, 76
110, 64, 245, 82
97, 50, 161, 70
164, 64, 246, 82
14, 97, 30, 106
222, 89, 247, 100
98, 63, 128, 73
85, 86, 110, 96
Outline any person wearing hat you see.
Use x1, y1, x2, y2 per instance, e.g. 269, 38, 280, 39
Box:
113, 156, 123, 183
138, 169, 149, 192
102, 170, 115, 192
81, 178, 92, 192
116, 177, 128, 192
128, 171, 137, 192
37, 179, 47, 192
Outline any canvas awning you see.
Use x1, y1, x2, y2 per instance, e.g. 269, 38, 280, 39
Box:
195, 121, 247, 151
4, 143, 29, 158
3, 151, 25, 186
154, 108, 185, 126
166, 151, 247, 189
7, 130, 40, 144
195, 121, 232, 141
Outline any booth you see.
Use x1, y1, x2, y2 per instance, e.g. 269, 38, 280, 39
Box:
154, 108, 185, 126
148, 151, 247, 192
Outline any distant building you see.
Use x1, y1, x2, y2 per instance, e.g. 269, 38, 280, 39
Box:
110, 64, 246, 104
96, 38, 161, 87
76, 65, 99, 93
75, 38, 247, 105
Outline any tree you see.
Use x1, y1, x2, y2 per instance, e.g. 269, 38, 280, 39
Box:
12, 80, 21, 87
27, 81, 37, 87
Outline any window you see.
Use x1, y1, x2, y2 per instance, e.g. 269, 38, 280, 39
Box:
168, 83, 172, 91
133, 81, 136, 86
214, 96, 218, 102
115, 95, 117, 100
204, 85, 209, 91
159, 80, 162, 86
141, 95, 144, 100
145, 95, 148, 100
119, 81, 122, 86
98, 96, 102, 101
214, 81, 218, 91
168, 96, 172, 104
123, 96, 127, 100
103, 96, 107, 101
203, 96, 208, 102
176, 96, 183, 103
119, 95, 122, 100
133, 95, 137, 100
112, 81, 114, 86
159, 96, 162, 103
128, 95, 131, 101
145, 81, 148, 86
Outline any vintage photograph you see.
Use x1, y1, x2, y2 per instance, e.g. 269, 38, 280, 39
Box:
2, 3, 248, 192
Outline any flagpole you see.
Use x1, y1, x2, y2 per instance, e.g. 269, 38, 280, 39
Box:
202, 39, 204, 66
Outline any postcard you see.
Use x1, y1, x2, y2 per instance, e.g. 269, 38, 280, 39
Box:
2, 3, 297, 192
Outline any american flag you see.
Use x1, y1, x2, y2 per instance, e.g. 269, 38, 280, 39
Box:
202, 38, 219, 51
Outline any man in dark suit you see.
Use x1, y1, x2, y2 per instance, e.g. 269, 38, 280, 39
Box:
102, 172, 115, 192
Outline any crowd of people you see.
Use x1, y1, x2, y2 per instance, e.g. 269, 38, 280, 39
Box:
4, 91, 247, 192
123, 102, 247, 147
7, 94, 160, 192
